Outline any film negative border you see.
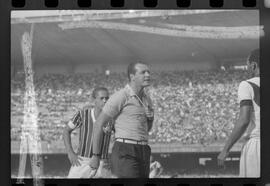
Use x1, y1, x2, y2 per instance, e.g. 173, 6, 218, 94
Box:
9, 178, 270, 186
9, 0, 262, 9
1, 0, 270, 186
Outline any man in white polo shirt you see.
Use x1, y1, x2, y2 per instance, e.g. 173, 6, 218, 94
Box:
218, 49, 260, 177
89, 62, 154, 178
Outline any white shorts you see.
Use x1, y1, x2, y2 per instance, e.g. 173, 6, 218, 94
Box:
239, 138, 260, 177
67, 156, 94, 178
67, 156, 111, 178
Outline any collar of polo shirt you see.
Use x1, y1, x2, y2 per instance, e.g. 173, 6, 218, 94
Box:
125, 84, 146, 98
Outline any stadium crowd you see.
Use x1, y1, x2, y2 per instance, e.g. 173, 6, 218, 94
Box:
11, 69, 249, 145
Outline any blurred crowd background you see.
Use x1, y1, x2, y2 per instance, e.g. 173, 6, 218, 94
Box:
11, 69, 249, 145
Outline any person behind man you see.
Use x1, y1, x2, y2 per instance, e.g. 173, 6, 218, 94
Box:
149, 155, 163, 178
63, 87, 112, 178
217, 49, 260, 177
89, 62, 154, 178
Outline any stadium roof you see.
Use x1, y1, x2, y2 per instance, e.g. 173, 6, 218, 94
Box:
11, 10, 261, 66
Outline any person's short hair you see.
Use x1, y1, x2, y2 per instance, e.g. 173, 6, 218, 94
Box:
92, 87, 109, 99
248, 48, 260, 68
127, 61, 148, 81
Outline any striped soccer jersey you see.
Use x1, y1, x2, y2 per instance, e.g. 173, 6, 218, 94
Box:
68, 107, 112, 159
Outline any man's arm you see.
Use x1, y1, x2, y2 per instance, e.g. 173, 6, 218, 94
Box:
218, 104, 252, 165
147, 118, 154, 132
146, 95, 154, 132
145, 105, 154, 132
89, 112, 112, 169
63, 124, 82, 166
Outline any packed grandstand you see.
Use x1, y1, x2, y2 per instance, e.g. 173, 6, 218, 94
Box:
11, 69, 249, 145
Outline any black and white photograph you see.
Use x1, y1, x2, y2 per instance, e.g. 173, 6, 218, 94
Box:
11, 10, 261, 179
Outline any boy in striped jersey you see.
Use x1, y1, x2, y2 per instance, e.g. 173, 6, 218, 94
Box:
63, 87, 113, 178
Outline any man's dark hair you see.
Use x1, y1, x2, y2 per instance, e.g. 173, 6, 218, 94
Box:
248, 48, 260, 68
92, 87, 108, 99
127, 61, 148, 81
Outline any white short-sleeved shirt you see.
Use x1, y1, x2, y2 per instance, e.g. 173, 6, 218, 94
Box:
238, 77, 260, 139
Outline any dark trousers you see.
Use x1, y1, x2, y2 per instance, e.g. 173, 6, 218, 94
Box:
111, 141, 151, 178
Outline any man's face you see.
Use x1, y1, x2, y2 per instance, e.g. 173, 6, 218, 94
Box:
246, 60, 256, 77
94, 90, 109, 110
132, 63, 151, 87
